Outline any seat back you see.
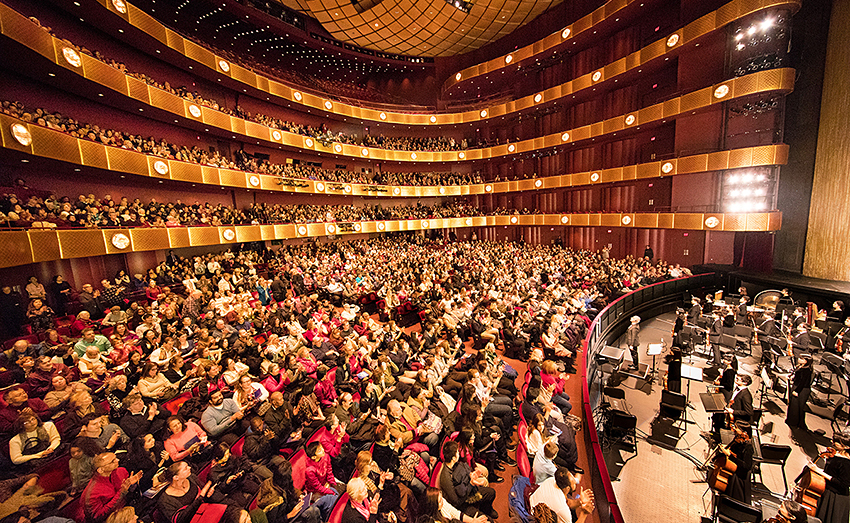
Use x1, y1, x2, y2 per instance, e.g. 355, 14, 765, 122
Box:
603, 386, 626, 400
716, 495, 761, 523
290, 449, 308, 491
328, 493, 349, 523
660, 390, 686, 410
518, 422, 528, 445
516, 443, 531, 479
230, 436, 245, 457
734, 325, 753, 338
758, 443, 791, 464
430, 462, 443, 487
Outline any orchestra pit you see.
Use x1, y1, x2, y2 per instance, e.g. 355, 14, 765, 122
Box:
0, 0, 848, 522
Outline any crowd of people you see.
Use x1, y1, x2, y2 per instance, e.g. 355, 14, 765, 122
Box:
0, 236, 687, 523
23, 16, 483, 154
0, 185, 489, 229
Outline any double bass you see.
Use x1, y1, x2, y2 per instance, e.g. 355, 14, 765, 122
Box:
794, 447, 836, 516
707, 440, 738, 493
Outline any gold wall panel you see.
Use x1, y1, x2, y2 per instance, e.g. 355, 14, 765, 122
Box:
82, 54, 128, 96
78, 139, 109, 170
30, 126, 81, 163
0, 231, 33, 268
218, 169, 247, 188
230, 64, 258, 88
106, 147, 149, 176
658, 214, 675, 229
259, 225, 276, 240
244, 122, 268, 141
188, 227, 220, 246
169, 162, 204, 183
127, 4, 168, 46
0, 4, 55, 59
202, 167, 221, 186
274, 224, 296, 238
167, 228, 190, 248
673, 213, 705, 230
130, 228, 169, 251
183, 40, 216, 70
201, 107, 231, 130
149, 88, 186, 115
636, 162, 660, 179
235, 226, 262, 242
634, 214, 659, 228
126, 76, 150, 103
58, 229, 107, 259
165, 28, 184, 54
723, 214, 747, 231
707, 150, 731, 171
728, 148, 754, 169
305, 224, 325, 237
745, 213, 769, 231
231, 118, 246, 137
28, 230, 61, 264
600, 214, 622, 227
677, 155, 708, 174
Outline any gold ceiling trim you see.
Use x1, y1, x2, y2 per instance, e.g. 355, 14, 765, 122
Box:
0, 211, 781, 268
63, 0, 798, 124
0, 111, 789, 195
443, 0, 801, 92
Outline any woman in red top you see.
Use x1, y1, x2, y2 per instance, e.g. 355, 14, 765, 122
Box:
540, 360, 573, 415
145, 280, 163, 302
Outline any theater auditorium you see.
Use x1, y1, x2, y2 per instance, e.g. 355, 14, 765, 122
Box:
0, 0, 847, 522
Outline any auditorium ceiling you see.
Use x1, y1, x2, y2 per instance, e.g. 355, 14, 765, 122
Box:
274, 0, 564, 57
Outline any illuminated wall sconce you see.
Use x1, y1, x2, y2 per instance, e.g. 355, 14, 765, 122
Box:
430, 115, 437, 123
334, 144, 343, 153
666, 34, 680, 47
62, 47, 81, 67
485, 184, 493, 192
297, 225, 308, 235
508, 144, 516, 153
10, 124, 31, 146
361, 148, 369, 156
458, 152, 466, 159
625, 114, 636, 125
465, 218, 473, 226
661, 162, 674, 174
621, 216, 632, 225
326, 224, 336, 234
534, 94, 543, 103
393, 187, 401, 195
153, 160, 169, 175
590, 172, 600, 182
218, 60, 230, 72
293, 91, 303, 101
422, 221, 429, 228
249, 175, 260, 187
377, 222, 385, 231
456, 73, 462, 81
316, 182, 326, 192
188, 105, 202, 118
439, 187, 446, 194
112, 0, 127, 13
324, 101, 333, 110
354, 223, 362, 231
705, 216, 720, 228
534, 179, 543, 188
344, 185, 352, 193
505, 55, 513, 64
410, 153, 417, 160
561, 132, 570, 141
562, 28, 571, 38
272, 130, 282, 141
111, 233, 130, 249
592, 71, 602, 82
561, 216, 569, 224
480, 110, 488, 118
714, 85, 730, 99
510, 216, 518, 224
379, 112, 387, 120
223, 229, 236, 241
305, 138, 314, 147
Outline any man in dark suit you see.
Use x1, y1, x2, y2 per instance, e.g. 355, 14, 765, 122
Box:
688, 297, 702, 324
726, 374, 754, 424
626, 316, 641, 370
440, 440, 497, 520
789, 323, 811, 363
736, 297, 749, 325
757, 312, 780, 367
709, 312, 724, 365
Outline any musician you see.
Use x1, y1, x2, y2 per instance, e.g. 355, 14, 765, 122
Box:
688, 298, 702, 324
809, 429, 850, 523
626, 316, 641, 371
726, 374, 754, 424
835, 317, 850, 354
767, 500, 808, 523
785, 353, 813, 432
826, 301, 847, 323
722, 307, 736, 329
709, 312, 723, 366
738, 287, 749, 301
792, 308, 806, 328
757, 313, 780, 368
779, 288, 796, 307
663, 346, 682, 394
707, 358, 738, 443
789, 323, 811, 361
736, 297, 749, 326
719, 420, 754, 504
703, 294, 715, 315
672, 308, 686, 347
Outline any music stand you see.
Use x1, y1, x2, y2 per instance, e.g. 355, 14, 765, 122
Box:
647, 343, 664, 383
681, 364, 704, 422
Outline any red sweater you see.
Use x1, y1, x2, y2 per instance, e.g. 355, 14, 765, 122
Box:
78, 467, 129, 522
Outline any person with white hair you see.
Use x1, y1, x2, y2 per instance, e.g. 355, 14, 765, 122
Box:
626, 316, 641, 370
342, 477, 381, 523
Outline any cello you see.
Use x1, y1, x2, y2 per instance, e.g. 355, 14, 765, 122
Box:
793, 447, 836, 516
707, 441, 738, 493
